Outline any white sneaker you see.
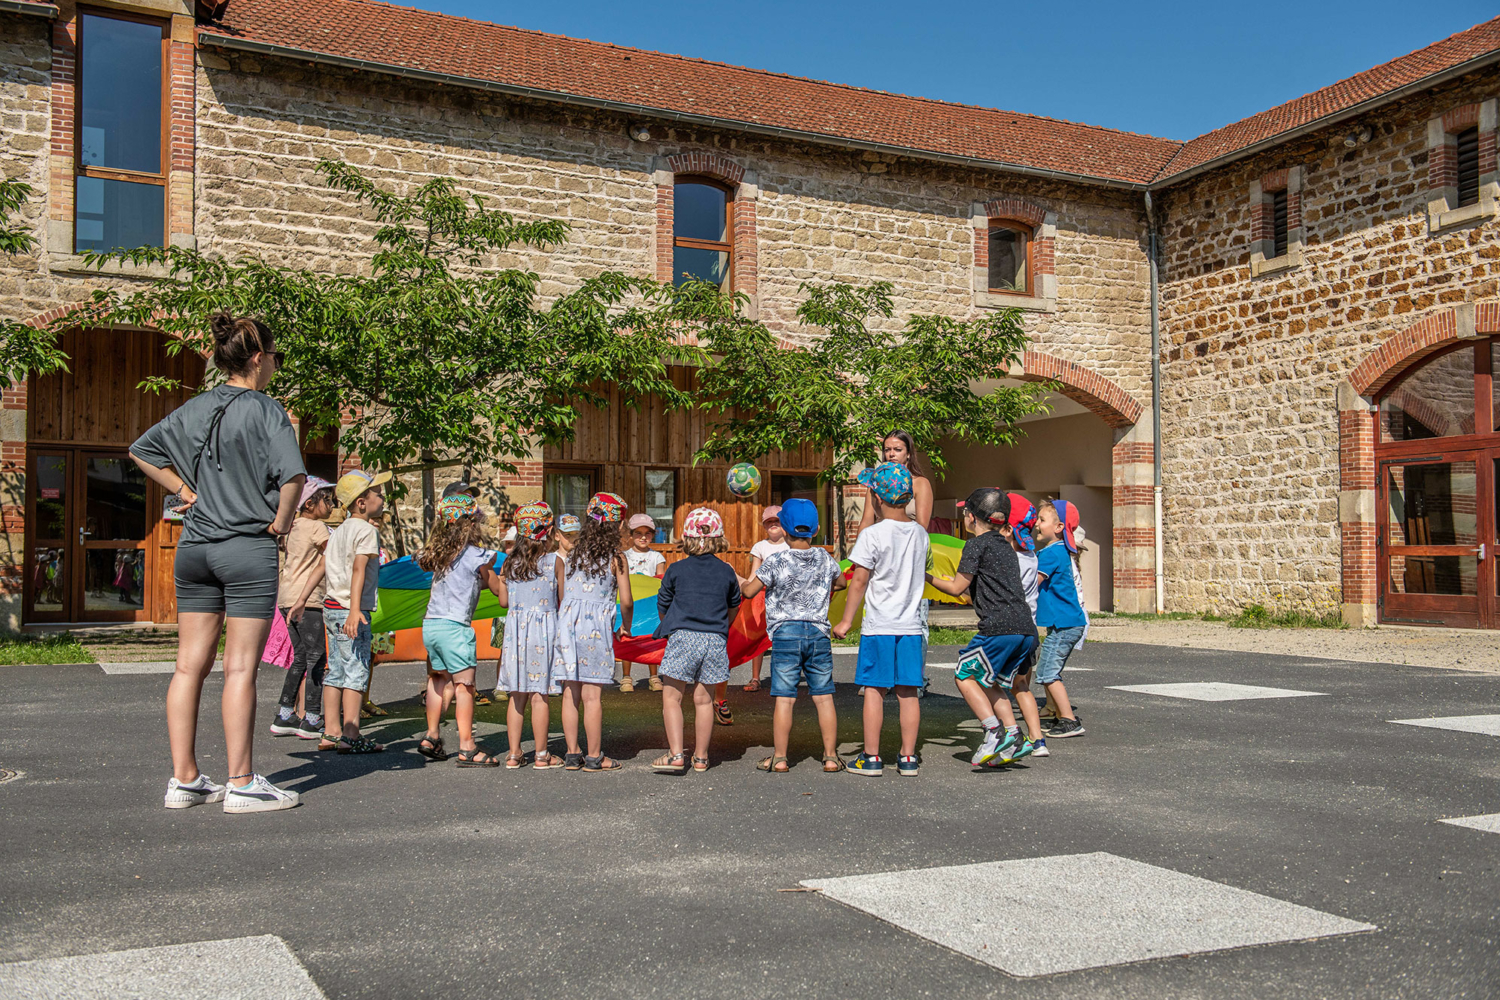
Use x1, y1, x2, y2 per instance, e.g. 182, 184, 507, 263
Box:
971, 726, 1004, 765
164, 774, 226, 809
1031, 739, 1051, 758
222, 773, 301, 814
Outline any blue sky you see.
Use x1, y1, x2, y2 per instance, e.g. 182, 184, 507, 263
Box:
401, 1, 1495, 140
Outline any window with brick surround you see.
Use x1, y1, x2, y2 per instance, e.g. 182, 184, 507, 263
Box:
986, 222, 1030, 295
1426, 100, 1497, 233
74, 11, 169, 253
971, 199, 1055, 311
1455, 126, 1480, 208
1249, 166, 1302, 278
672, 177, 732, 289
1270, 189, 1289, 258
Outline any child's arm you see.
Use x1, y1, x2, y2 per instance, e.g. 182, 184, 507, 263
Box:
343, 553, 372, 637
832, 564, 871, 638
289, 558, 326, 623
613, 554, 634, 639
554, 554, 567, 606
654, 565, 675, 624
481, 563, 504, 601
924, 569, 973, 598
654, 555, 665, 580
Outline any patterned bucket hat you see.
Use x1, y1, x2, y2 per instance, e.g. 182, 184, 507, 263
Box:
435, 494, 478, 524
514, 501, 554, 541
682, 506, 724, 538
857, 461, 914, 507
586, 491, 628, 523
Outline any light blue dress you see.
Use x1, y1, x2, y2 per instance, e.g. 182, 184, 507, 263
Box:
499, 552, 560, 694
557, 558, 619, 685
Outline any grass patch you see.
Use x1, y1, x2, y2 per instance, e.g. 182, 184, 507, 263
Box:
1227, 604, 1346, 630
0, 631, 96, 665
1094, 610, 1220, 622
832, 625, 977, 647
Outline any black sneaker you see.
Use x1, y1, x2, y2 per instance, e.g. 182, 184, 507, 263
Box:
268, 714, 303, 737
295, 717, 323, 740
1048, 717, 1086, 738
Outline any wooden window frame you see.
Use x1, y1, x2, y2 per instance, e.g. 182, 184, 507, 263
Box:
74, 7, 171, 251
985, 220, 1033, 297
672, 175, 734, 289
1455, 126, 1481, 209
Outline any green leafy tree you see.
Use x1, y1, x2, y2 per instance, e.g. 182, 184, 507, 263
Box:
0, 179, 69, 390
690, 280, 1050, 481
69, 160, 702, 486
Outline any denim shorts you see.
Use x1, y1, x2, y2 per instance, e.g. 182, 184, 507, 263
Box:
423, 617, 477, 675
1036, 625, 1085, 684
954, 633, 1037, 691
323, 605, 373, 690
768, 621, 835, 698
854, 633, 925, 690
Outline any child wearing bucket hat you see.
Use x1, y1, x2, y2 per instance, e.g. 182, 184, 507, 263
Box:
619, 512, 667, 693
496, 502, 567, 768
1033, 499, 1086, 740
834, 462, 930, 777
650, 507, 742, 774
269, 476, 335, 740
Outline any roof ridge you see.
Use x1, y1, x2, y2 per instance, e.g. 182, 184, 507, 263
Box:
302, 0, 1182, 148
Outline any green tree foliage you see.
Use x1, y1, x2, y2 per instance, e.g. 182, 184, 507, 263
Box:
690, 279, 1050, 480
70, 161, 702, 482
0, 179, 69, 391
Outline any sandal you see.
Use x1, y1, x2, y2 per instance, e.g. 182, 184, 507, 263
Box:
318, 734, 340, 752
454, 747, 499, 768
532, 752, 565, 770
359, 702, 389, 719
822, 754, 847, 773
563, 752, 585, 771
584, 755, 622, 772
505, 753, 527, 769
757, 755, 790, 773
651, 751, 688, 773
692, 756, 710, 773
743, 678, 761, 692
417, 735, 448, 761
337, 735, 385, 754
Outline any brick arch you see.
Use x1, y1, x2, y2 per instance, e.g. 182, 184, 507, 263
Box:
1017, 351, 1143, 429
1349, 302, 1500, 397
665, 152, 744, 186
983, 197, 1047, 228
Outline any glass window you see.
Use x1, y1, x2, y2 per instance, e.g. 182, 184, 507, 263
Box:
80, 14, 163, 174
673, 180, 732, 288
1386, 460, 1478, 548
75, 176, 164, 253
987, 224, 1028, 293
544, 471, 593, 524
85, 457, 150, 542
1379, 346, 1476, 442
31, 546, 66, 612
33, 455, 67, 539
644, 469, 676, 543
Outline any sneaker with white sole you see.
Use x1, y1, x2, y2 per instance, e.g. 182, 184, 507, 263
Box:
164, 774, 226, 809
222, 773, 301, 813
1030, 738, 1050, 757
296, 716, 324, 740
1047, 717, 1086, 738
268, 714, 303, 737
971, 725, 1004, 765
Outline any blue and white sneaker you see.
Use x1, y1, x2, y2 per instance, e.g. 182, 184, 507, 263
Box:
971, 726, 1004, 765
164, 774, 226, 809
896, 754, 920, 777
1030, 738, 1050, 757
1009, 739, 1036, 763
847, 752, 884, 777
222, 773, 301, 813
977, 727, 1022, 766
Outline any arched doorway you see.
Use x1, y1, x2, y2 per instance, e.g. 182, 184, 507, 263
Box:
1371, 336, 1497, 627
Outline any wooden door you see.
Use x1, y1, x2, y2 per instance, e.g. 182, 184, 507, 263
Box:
1379, 450, 1494, 628
73, 451, 154, 622
22, 451, 73, 623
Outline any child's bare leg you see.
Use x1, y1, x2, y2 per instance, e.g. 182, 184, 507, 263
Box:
340, 688, 363, 739
582, 683, 605, 759
662, 679, 687, 755
424, 671, 446, 739
811, 693, 838, 759
862, 686, 885, 756
771, 696, 796, 758
528, 692, 551, 759
692, 681, 714, 759
956, 676, 998, 722
747, 653, 764, 687
561, 681, 583, 755
321, 684, 342, 739
1014, 684, 1043, 739
713, 680, 728, 702
647, 662, 659, 680
895, 685, 921, 758
505, 691, 525, 759
453, 669, 476, 750
1044, 679, 1076, 720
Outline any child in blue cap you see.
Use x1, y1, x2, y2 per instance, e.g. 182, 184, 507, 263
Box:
833, 462, 931, 777
739, 498, 847, 773
1034, 499, 1086, 739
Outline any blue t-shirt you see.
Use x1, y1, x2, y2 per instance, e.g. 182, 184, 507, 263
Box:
1035, 543, 1086, 629
424, 545, 497, 623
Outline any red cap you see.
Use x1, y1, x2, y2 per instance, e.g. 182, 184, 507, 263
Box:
1052, 499, 1080, 553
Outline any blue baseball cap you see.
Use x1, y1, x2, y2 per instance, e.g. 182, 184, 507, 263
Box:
777, 498, 820, 539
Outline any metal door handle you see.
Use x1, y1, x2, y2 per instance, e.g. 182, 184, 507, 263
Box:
1477, 544, 1487, 561
78, 528, 92, 546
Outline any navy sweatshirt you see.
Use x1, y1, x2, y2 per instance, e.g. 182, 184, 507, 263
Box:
653, 553, 742, 638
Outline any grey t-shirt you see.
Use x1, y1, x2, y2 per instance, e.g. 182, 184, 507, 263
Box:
131, 386, 305, 546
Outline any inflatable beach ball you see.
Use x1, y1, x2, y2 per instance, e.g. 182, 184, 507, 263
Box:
726, 463, 762, 498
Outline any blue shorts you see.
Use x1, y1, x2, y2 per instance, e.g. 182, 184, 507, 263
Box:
854, 633, 925, 690
323, 605, 372, 691
423, 618, 477, 675
954, 634, 1037, 690
1037, 625, 1085, 684
768, 621, 835, 698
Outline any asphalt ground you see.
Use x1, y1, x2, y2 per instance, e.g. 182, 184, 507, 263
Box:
1, 643, 1497, 999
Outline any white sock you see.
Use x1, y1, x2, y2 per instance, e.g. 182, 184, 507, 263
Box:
1006, 725, 1020, 735
980, 715, 999, 730
277, 707, 294, 720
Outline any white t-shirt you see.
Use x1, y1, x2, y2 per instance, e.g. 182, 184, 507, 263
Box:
325, 516, 381, 611
750, 538, 789, 564
1016, 550, 1039, 619
847, 519, 929, 635
625, 547, 666, 577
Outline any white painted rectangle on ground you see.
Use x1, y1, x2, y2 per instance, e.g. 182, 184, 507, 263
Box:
1108, 681, 1326, 702
0, 934, 325, 999
98, 661, 222, 675
1389, 715, 1500, 737
1440, 813, 1500, 834
802, 852, 1373, 977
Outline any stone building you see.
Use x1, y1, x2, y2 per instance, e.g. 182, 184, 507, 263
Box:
0, 0, 1496, 630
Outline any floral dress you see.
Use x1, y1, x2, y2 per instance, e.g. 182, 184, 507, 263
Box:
499, 552, 560, 694
557, 559, 619, 685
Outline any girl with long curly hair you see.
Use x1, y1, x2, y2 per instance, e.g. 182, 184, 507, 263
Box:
415, 495, 503, 766
496, 502, 567, 768
556, 493, 634, 771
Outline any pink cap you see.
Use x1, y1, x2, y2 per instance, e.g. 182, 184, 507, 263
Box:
627, 513, 656, 531
761, 504, 782, 523
298, 476, 333, 511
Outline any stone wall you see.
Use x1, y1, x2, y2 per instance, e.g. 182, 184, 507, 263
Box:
1155, 70, 1500, 616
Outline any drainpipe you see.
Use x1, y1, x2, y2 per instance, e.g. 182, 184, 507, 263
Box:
1143, 191, 1165, 615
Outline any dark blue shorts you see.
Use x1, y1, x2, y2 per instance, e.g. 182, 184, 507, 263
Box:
954, 634, 1037, 690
